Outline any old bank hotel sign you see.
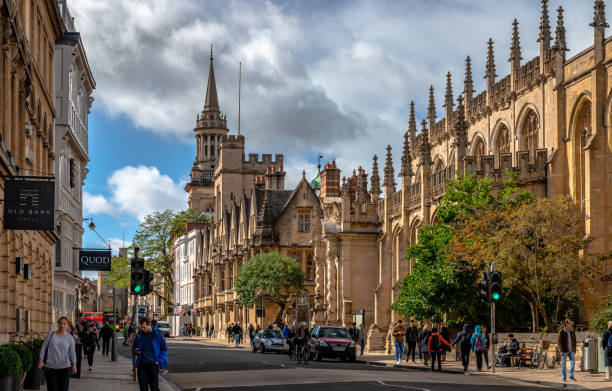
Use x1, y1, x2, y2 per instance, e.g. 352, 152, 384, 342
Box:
3, 178, 55, 231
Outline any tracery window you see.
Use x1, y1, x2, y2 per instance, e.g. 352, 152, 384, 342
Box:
521, 111, 538, 155
306, 254, 314, 281
495, 125, 510, 155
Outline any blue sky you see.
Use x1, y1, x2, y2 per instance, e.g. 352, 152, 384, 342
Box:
75, 0, 603, 254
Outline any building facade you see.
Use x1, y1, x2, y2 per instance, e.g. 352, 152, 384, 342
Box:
0, 0, 64, 342
52, 0, 95, 325
171, 230, 197, 335
312, 0, 612, 350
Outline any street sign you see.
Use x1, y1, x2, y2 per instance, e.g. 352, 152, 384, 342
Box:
79, 249, 112, 271
3, 178, 54, 230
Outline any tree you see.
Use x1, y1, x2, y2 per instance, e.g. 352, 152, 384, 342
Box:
103, 256, 130, 289
132, 209, 203, 306
235, 252, 304, 324
591, 295, 612, 333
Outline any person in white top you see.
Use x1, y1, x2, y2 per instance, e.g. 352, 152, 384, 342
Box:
38, 317, 77, 391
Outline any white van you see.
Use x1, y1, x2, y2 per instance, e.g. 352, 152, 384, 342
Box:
156, 321, 171, 337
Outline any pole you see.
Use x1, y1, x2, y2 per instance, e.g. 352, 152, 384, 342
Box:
238, 62, 241, 135
112, 287, 116, 361
490, 262, 496, 373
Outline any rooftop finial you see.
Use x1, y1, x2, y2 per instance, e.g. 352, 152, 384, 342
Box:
538, 0, 551, 47
370, 155, 381, 196
453, 95, 467, 140
419, 119, 432, 166
591, 0, 609, 29
510, 19, 522, 66
485, 38, 496, 80
428, 85, 436, 126
555, 6, 568, 51
409, 101, 417, 144
383, 145, 395, 188
444, 72, 454, 111
464, 56, 474, 98
400, 131, 413, 177
210, 43, 214, 61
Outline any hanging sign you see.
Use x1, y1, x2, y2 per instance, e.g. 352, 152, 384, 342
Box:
79, 249, 112, 271
3, 178, 55, 230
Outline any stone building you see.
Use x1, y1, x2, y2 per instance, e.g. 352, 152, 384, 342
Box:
187, 55, 322, 335
52, 0, 95, 325
311, 0, 612, 350
0, 0, 64, 342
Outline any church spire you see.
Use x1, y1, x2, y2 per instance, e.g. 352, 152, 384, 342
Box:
555, 6, 568, 51
204, 44, 219, 111
510, 19, 522, 68
370, 155, 381, 198
538, 0, 551, 49
383, 145, 395, 189
428, 85, 436, 128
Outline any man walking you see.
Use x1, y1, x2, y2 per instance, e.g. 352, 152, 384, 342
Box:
405, 319, 418, 363
392, 320, 405, 365
99, 322, 113, 356
451, 324, 472, 371
133, 317, 168, 391
559, 319, 577, 382
428, 327, 452, 372
232, 323, 243, 347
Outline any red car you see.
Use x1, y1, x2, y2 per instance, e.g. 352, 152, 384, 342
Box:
308, 326, 356, 362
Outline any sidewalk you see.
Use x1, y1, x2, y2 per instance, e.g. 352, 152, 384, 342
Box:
362, 350, 611, 390
41, 344, 176, 391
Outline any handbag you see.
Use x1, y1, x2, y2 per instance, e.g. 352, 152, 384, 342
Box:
41, 331, 54, 371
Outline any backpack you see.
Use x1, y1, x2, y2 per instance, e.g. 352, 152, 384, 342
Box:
475, 334, 488, 352
460, 332, 471, 351
430, 334, 441, 351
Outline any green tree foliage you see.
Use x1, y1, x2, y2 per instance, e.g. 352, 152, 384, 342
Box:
591, 295, 612, 333
392, 173, 531, 324
132, 209, 203, 305
103, 256, 130, 289
7, 344, 33, 372
0, 345, 22, 376
235, 252, 304, 324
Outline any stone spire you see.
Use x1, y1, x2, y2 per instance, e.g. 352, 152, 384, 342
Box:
485, 38, 496, 80
408, 101, 417, 148
370, 155, 381, 197
444, 72, 454, 112
400, 131, 413, 177
204, 45, 219, 112
419, 119, 432, 167
452, 95, 468, 178
510, 19, 522, 68
464, 56, 474, 98
383, 145, 395, 189
555, 6, 568, 51
427, 85, 436, 128
538, 0, 551, 49
591, 0, 609, 29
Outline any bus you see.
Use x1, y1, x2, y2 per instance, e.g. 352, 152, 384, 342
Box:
80, 312, 103, 324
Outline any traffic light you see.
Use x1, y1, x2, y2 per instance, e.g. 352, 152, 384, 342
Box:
490, 271, 502, 301
131, 253, 144, 295
142, 269, 154, 295
479, 272, 490, 302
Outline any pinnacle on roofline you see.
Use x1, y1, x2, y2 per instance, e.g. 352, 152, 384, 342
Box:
538, 0, 551, 45
555, 6, 568, 51
464, 56, 474, 97
370, 155, 381, 195
510, 19, 522, 64
428, 85, 436, 125
485, 38, 496, 80
444, 72, 454, 110
383, 145, 395, 188
591, 0, 609, 29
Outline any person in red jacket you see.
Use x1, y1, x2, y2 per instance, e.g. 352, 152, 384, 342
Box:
428, 327, 452, 372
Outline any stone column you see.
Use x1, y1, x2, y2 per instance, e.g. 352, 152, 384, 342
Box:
326, 257, 337, 324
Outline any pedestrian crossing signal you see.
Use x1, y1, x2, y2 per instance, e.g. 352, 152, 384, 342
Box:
479, 272, 490, 302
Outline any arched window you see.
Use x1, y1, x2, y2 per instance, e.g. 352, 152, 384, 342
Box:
573, 99, 591, 235
495, 125, 510, 155
472, 136, 486, 165
521, 110, 538, 155
306, 254, 314, 281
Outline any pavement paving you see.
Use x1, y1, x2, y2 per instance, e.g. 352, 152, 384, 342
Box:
152, 337, 578, 391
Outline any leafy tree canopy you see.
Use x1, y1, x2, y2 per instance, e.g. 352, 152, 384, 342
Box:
103, 256, 130, 289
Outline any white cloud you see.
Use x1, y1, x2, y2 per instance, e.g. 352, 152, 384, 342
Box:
108, 166, 187, 221
108, 238, 132, 255
83, 192, 114, 216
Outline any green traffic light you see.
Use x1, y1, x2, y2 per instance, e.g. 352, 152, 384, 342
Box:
134, 285, 142, 293
492, 292, 500, 301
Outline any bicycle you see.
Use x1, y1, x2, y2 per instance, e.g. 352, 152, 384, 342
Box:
532, 345, 548, 370
296, 342, 309, 365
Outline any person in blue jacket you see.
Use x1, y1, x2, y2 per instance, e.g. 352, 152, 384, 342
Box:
133, 317, 168, 391
470, 325, 488, 372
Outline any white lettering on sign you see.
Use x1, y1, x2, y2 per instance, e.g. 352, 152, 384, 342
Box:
80, 255, 111, 265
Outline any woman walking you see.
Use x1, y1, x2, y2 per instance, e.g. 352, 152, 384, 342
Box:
419, 324, 432, 366
38, 317, 77, 391
82, 325, 98, 371
602, 320, 612, 381
471, 325, 488, 371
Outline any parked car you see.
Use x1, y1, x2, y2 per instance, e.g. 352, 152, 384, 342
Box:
156, 321, 171, 337
308, 326, 356, 362
252, 329, 288, 353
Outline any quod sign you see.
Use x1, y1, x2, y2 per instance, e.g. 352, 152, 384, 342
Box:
79, 249, 112, 271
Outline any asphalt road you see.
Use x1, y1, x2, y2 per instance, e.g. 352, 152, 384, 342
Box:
117, 339, 565, 391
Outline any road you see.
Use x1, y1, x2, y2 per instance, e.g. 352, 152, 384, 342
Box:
118, 338, 565, 391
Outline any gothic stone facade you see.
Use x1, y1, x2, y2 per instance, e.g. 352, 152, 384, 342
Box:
0, 0, 63, 342
312, 0, 612, 350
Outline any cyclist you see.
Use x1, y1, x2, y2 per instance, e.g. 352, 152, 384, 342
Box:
295, 322, 310, 358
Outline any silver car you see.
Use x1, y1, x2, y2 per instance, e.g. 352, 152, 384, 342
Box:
252, 329, 288, 353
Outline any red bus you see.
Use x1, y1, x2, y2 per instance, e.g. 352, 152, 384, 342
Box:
80, 312, 103, 324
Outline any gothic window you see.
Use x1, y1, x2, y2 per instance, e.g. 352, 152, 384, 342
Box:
229, 264, 234, 289
306, 254, 314, 281
573, 99, 591, 235
220, 270, 225, 291
521, 110, 538, 155
495, 125, 510, 155
297, 208, 311, 233
472, 136, 486, 165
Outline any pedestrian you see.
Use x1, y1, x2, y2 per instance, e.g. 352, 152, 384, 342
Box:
470, 325, 488, 372
205, 322, 210, 338
123, 325, 130, 346
38, 316, 77, 391
267, 322, 273, 330
282, 324, 290, 339
232, 323, 242, 347
248, 324, 256, 346
358, 323, 366, 357
558, 319, 577, 382
209, 323, 215, 338
67, 320, 82, 378
480, 325, 492, 369
99, 322, 113, 356
438, 323, 450, 361
428, 327, 452, 372
405, 319, 418, 363
392, 320, 405, 365
226, 323, 232, 343
348, 322, 359, 348
181, 323, 186, 337
419, 324, 432, 366
82, 325, 97, 371
133, 317, 168, 391
602, 321, 612, 381
451, 323, 472, 371
128, 323, 134, 342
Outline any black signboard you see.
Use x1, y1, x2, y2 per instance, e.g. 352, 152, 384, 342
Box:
3, 178, 55, 230
79, 249, 112, 271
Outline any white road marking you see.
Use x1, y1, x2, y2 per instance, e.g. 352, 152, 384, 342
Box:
376, 381, 432, 391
